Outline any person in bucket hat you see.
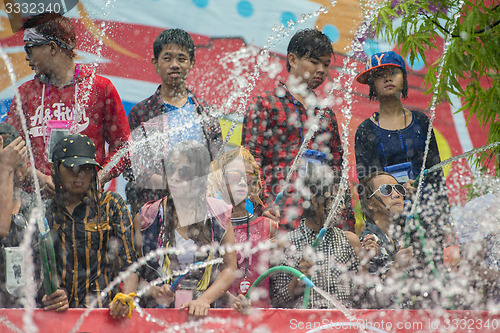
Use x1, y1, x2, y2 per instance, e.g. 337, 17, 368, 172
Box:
46, 133, 138, 318
354, 51, 452, 307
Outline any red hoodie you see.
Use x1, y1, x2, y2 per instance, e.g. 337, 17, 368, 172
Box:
6, 64, 130, 179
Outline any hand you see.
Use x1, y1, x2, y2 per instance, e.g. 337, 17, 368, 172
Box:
403, 180, 416, 198
151, 284, 175, 307
109, 297, 133, 319
42, 289, 68, 312
393, 246, 414, 270
263, 204, 280, 221
288, 258, 313, 299
229, 294, 251, 313
360, 234, 380, 259
0, 137, 26, 172
181, 298, 211, 317
298, 257, 314, 277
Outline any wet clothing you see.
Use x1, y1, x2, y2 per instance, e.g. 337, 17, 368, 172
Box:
360, 222, 400, 279
6, 64, 130, 180
242, 82, 355, 231
355, 111, 441, 181
46, 191, 136, 308
126, 86, 222, 215
228, 215, 278, 307
0, 192, 40, 308
355, 110, 450, 269
139, 196, 231, 307
270, 219, 359, 309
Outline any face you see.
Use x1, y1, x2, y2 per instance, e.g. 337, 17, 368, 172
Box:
166, 152, 195, 199
371, 66, 404, 98
58, 164, 95, 197
152, 43, 194, 88
369, 175, 405, 215
244, 161, 260, 198
224, 158, 249, 206
312, 184, 343, 227
24, 41, 53, 76
288, 53, 331, 90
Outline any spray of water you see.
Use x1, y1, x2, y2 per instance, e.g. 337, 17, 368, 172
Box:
409, 0, 466, 229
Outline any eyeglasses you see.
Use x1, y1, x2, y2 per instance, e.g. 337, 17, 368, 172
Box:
225, 170, 258, 185
165, 165, 195, 181
368, 184, 406, 199
24, 41, 49, 56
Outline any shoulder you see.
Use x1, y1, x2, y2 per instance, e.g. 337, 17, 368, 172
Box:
130, 94, 156, 112
140, 198, 164, 231
187, 89, 208, 107
100, 191, 127, 207
343, 231, 361, 255
207, 197, 232, 230
18, 78, 37, 90
356, 117, 375, 132
411, 110, 429, 126
249, 90, 276, 107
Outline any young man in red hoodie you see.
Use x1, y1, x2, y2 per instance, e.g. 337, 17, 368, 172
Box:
6, 13, 130, 195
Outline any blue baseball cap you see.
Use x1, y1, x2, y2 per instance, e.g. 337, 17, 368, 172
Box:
356, 51, 407, 84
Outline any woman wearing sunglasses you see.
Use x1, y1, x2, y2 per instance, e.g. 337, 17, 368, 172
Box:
358, 171, 414, 290
354, 52, 452, 284
138, 141, 237, 317
207, 146, 279, 310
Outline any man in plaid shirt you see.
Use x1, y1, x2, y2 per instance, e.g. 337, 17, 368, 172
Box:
242, 29, 355, 231
127, 29, 222, 216
270, 168, 360, 308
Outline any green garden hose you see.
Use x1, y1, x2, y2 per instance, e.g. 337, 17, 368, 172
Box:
245, 266, 314, 309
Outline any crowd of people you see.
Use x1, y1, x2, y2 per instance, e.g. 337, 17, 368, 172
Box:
0, 12, 498, 319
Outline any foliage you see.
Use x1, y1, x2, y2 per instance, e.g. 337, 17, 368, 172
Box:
373, 0, 500, 169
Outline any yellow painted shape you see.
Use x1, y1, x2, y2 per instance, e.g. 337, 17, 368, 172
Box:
309, 0, 384, 52
219, 118, 242, 147
434, 128, 452, 178
0, 0, 22, 39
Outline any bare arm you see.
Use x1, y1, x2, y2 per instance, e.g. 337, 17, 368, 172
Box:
0, 137, 26, 238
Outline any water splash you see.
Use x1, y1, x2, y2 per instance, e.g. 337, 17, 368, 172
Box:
0, 45, 46, 333
410, 0, 466, 223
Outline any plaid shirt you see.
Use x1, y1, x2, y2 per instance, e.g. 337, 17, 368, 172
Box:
128, 86, 222, 165
242, 82, 355, 231
270, 219, 359, 309
46, 191, 137, 308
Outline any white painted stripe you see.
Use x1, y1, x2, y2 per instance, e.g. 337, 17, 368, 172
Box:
448, 92, 476, 171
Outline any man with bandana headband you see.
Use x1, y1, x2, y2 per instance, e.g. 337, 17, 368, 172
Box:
6, 13, 130, 195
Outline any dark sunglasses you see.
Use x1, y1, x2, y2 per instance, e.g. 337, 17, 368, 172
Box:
165, 164, 195, 181
369, 184, 406, 199
24, 41, 50, 56
225, 170, 258, 185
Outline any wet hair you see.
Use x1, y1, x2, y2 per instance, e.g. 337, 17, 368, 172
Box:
286, 29, 334, 72
367, 69, 408, 101
357, 171, 396, 224
153, 28, 195, 61
22, 13, 76, 58
51, 161, 101, 227
160, 141, 212, 248
208, 146, 264, 209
